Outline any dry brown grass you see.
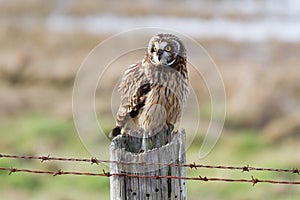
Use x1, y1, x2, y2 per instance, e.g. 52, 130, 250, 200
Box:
0, 1, 299, 142
1, 26, 299, 133
0, 2, 299, 200
200, 40, 300, 131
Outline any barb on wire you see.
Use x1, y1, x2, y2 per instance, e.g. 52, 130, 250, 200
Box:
0, 153, 299, 175
0, 167, 300, 186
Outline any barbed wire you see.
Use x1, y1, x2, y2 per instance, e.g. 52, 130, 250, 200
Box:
0, 167, 300, 186
1, 153, 299, 175
1, 153, 299, 186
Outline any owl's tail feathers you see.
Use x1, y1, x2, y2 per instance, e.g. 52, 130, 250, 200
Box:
109, 126, 121, 139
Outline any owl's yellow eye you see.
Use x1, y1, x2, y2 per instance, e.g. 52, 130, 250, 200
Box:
153, 46, 157, 52
165, 45, 172, 52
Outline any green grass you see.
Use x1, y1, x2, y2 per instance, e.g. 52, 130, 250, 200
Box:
186, 129, 300, 200
0, 113, 299, 199
0, 113, 110, 200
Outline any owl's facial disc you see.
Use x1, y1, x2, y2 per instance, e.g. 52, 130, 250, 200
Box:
149, 41, 177, 66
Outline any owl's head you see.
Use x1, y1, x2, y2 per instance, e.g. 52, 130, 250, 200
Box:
147, 33, 186, 67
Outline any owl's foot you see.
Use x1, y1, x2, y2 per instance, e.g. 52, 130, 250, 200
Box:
138, 149, 145, 154
109, 126, 121, 139
167, 123, 174, 134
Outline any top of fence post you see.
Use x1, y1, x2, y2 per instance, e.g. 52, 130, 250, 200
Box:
110, 129, 187, 200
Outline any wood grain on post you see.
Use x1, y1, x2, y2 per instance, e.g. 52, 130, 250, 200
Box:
110, 129, 186, 200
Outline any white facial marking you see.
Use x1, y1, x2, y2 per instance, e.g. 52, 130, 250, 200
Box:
150, 40, 178, 66
160, 41, 168, 49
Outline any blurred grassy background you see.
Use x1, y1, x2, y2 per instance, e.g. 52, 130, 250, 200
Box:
0, 0, 299, 199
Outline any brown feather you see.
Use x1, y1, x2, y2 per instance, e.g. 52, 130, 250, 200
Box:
111, 34, 189, 138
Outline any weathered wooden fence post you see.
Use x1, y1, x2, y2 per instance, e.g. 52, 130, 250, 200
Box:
110, 129, 187, 200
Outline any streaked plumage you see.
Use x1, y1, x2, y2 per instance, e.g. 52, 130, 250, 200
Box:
110, 33, 189, 139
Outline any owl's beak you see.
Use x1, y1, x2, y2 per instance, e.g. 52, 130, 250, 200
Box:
157, 49, 163, 61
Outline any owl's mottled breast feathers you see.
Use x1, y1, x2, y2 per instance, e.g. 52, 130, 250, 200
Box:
110, 34, 189, 138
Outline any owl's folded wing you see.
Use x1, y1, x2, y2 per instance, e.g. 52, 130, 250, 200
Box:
115, 61, 150, 128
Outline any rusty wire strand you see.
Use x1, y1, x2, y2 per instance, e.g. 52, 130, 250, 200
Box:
0, 167, 299, 186
0, 153, 299, 175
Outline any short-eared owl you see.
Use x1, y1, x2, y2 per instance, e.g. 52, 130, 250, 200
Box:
110, 33, 189, 139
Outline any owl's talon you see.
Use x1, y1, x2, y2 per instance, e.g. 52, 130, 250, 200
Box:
138, 149, 145, 154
